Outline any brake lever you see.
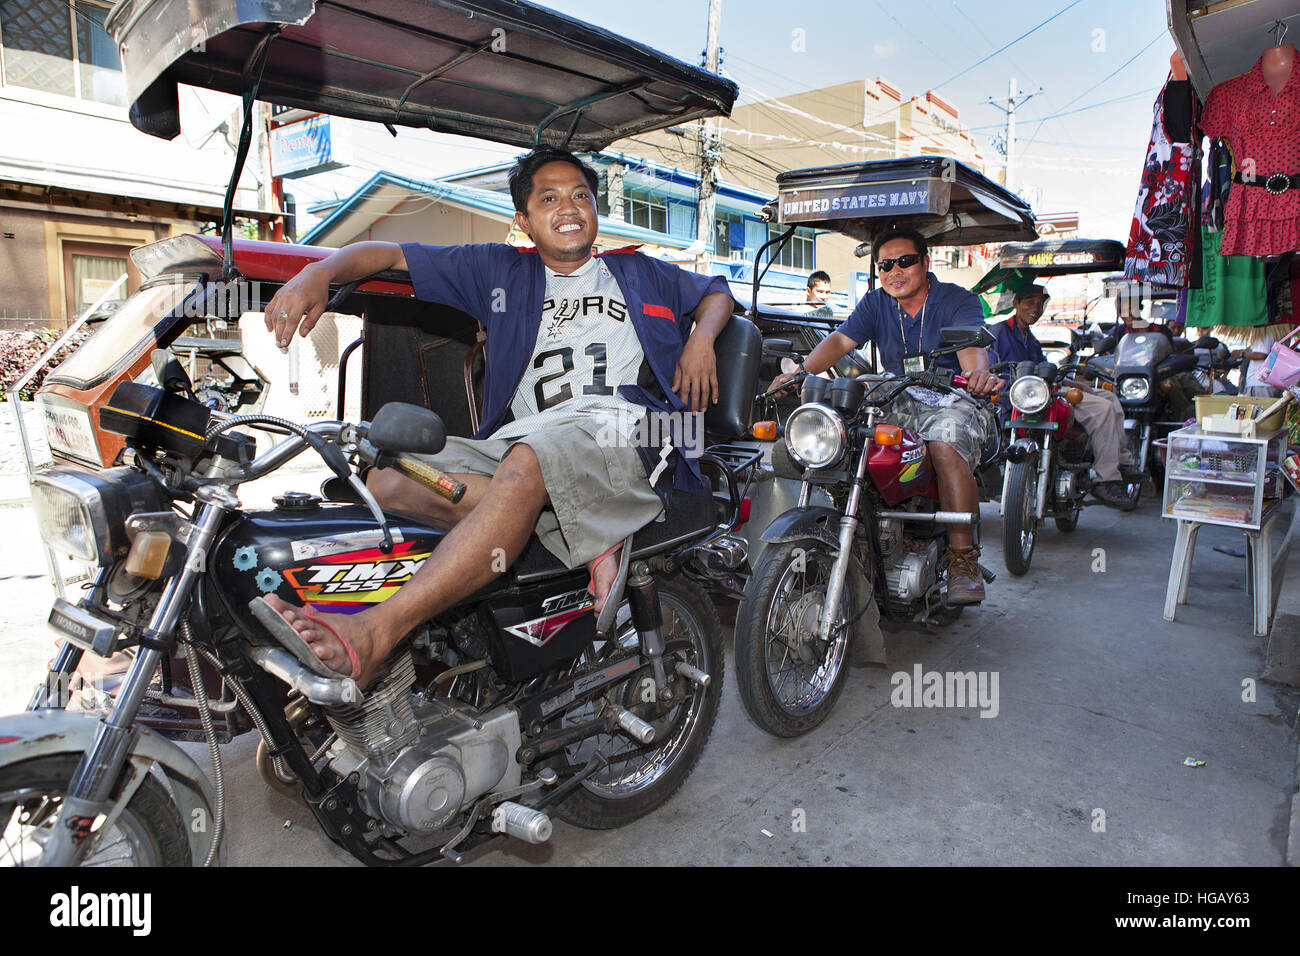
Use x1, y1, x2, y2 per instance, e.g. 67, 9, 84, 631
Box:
761, 370, 807, 400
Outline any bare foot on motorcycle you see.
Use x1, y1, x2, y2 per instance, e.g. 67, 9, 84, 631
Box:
587, 542, 623, 617
257, 594, 379, 685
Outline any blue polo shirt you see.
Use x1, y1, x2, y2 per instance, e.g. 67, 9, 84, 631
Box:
837, 273, 985, 374
399, 242, 733, 502
990, 317, 1046, 365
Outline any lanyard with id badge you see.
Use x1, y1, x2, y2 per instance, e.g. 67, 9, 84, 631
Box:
900, 294, 929, 374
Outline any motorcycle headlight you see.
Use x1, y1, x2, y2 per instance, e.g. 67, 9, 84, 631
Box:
1119, 377, 1150, 401
1009, 375, 1051, 414
30, 467, 164, 566
784, 403, 847, 469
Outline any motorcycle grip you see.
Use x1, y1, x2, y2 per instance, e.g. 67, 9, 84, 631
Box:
389, 453, 467, 503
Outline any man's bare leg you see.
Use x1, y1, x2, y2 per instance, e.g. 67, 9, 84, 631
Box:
371, 460, 626, 615
365, 466, 491, 526
929, 440, 984, 604
263, 445, 551, 682
929, 441, 978, 550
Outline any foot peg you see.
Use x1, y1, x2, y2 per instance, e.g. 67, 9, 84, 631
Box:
613, 707, 655, 744
491, 802, 552, 845
978, 563, 996, 584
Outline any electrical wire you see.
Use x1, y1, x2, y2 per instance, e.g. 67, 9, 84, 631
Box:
932, 0, 1085, 91
1018, 31, 1165, 159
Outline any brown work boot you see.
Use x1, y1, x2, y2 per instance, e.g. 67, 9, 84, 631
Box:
940, 546, 986, 605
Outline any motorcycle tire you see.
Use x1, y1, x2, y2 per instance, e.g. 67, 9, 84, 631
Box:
733, 541, 858, 738
0, 753, 190, 866
1001, 459, 1038, 577
551, 574, 723, 830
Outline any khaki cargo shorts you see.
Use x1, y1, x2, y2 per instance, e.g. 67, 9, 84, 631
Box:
885, 392, 995, 471
414, 420, 664, 569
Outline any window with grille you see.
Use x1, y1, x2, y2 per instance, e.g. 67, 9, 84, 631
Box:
622, 186, 667, 233
766, 224, 815, 271
0, 0, 124, 106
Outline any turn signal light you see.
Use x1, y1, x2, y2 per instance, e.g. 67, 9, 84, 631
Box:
873, 424, 903, 446
124, 531, 171, 580
752, 421, 777, 441
1159, 379, 1174, 393
1064, 388, 1083, 405
1100, 382, 1114, 392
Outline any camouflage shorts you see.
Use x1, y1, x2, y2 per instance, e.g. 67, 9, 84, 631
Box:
884, 392, 995, 471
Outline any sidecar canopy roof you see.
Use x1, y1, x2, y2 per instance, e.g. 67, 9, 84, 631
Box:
106, 0, 738, 149
773, 156, 1037, 247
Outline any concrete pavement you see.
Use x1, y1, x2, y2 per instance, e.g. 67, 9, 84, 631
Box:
1, 477, 1297, 866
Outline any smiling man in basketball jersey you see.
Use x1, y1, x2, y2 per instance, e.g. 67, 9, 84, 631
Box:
257, 148, 734, 684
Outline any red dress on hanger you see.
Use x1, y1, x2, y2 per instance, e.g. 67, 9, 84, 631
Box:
1201, 54, 1300, 256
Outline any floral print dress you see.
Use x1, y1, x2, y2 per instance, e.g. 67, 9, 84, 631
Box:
1125, 76, 1200, 287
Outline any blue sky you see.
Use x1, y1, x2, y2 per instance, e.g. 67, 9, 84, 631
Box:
290, 0, 1177, 242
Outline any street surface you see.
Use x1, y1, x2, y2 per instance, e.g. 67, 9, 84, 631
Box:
2, 468, 1298, 867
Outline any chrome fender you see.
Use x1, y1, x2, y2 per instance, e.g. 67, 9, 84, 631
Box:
0, 709, 221, 866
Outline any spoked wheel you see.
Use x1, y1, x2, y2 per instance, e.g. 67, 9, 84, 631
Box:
551, 575, 723, 829
1001, 459, 1039, 576
0, 754, 190, 867
734, 542, 858, 737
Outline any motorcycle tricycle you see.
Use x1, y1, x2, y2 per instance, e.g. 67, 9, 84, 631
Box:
0, 0, 759, 866
735, 327, 1003, 737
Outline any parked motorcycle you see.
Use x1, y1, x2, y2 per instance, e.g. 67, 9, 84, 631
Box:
998, 358, 1119, 576
0, 337, 763, 865
732, 327, 999, 737
1086, 328, 1200, 487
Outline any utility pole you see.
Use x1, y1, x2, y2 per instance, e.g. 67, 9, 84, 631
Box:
983, 78, 1041, 195
694, 0, 722, 270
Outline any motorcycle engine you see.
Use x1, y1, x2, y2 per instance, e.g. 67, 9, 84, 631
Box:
883, 537, 941, 603
322, 652, 522, 833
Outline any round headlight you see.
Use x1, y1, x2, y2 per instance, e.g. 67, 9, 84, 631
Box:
1009, 375, 1050, 414
1119, 377, 1150, 401
784, 403, 847, 469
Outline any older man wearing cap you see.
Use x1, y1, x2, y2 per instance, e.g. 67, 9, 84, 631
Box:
991, 284, 1136, 511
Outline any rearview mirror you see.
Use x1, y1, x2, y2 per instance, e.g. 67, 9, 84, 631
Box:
367, 402, 447, 455
940, 326, 995, 350
150, 349, 193, 396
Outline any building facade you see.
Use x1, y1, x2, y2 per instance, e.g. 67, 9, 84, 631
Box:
0, 0, 266, 328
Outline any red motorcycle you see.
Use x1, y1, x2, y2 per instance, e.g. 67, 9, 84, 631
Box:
998, 356, 1139, 576
734, 327, 999, 737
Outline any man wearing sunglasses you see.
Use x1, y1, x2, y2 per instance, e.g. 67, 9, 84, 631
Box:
769, 226, 1000, 604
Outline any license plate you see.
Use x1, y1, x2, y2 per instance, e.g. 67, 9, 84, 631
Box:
47, 599, 119, 657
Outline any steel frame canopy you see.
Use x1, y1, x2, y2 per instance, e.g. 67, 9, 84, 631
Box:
105, 0, 738, 150
773, 156, 1037, 249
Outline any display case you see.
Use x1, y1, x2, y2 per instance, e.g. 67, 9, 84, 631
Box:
1162, 426, 1286, 530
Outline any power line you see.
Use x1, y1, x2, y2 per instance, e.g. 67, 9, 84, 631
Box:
933, 0, 1084, 91
1018, 31, 1165, 158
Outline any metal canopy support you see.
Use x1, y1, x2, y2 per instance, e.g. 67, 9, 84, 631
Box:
220, 30, 281, 281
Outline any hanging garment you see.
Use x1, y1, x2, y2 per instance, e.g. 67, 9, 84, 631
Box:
1125, 76, 1200, 287
1268, 252, 1299, 323
1201, 54, 1300, 256
1186, 226, 1269, 327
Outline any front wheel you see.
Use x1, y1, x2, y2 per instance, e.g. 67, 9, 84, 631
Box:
0, 753, 190, 866
734, 541, 859, 737
1002, 459, 1039, 576
551, 574, 723, 829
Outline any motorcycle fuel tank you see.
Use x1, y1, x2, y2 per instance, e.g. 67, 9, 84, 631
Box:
210, 503, 597, 683
868, 428, 937, 506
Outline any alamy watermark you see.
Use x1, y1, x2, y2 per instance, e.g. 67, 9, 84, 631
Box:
594, 408, 706, 458
890, 664, 999, 718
